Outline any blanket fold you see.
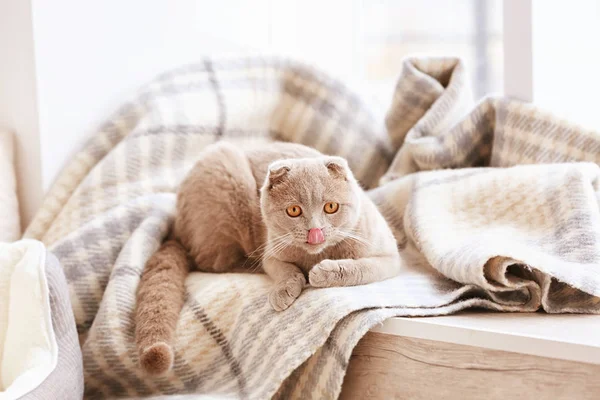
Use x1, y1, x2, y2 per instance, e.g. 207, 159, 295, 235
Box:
24, 56, 600, 399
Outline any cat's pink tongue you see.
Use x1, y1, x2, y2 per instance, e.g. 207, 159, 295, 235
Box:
307, 228, 325, 245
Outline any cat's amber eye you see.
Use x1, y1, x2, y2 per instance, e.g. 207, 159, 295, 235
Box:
286, 205, 302, 217
324, 202, 339, 214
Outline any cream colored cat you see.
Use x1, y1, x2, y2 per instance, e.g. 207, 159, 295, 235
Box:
135, 141, 400, 375
260, 154, 401, 310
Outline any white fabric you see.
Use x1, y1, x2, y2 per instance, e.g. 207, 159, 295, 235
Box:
0, 131, 20, 242
0, 240, 57, 400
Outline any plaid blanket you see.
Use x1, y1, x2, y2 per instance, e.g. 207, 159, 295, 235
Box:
25, 56, 600, 399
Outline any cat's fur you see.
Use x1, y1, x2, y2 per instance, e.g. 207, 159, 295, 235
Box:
135, 141, 400, 375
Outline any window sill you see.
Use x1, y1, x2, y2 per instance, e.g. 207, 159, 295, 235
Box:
371, 311, 600, 365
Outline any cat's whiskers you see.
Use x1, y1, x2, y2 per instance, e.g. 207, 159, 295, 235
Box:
260, 239, 292, 261
245, 233, 291, 259
246, 235, 293, 272
340, 229, 373, 248
344, 232, 371, 244
242, 233, 292, 270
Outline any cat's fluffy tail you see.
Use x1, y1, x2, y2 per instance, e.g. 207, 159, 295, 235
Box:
135, 239, 189, 375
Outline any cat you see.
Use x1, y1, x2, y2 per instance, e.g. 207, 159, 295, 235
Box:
135, 141, 401, 375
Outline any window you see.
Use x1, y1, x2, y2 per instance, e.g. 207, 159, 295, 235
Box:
268, 0, 503, 105
504, 0, 600, 130
362, 0, 503, 100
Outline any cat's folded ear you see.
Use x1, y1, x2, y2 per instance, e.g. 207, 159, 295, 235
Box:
266, 160, 291, 189
324, 156, 350, 180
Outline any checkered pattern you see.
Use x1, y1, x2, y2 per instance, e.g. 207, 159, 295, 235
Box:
25, 56, 600, 399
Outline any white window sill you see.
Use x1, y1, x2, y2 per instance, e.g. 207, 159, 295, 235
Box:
372, 312, 600, 365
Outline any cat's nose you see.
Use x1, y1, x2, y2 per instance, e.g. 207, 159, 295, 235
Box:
307, 228, 325, 245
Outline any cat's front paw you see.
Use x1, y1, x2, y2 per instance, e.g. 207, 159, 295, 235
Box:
309, 259, 344, 288
269, 273, 306, 311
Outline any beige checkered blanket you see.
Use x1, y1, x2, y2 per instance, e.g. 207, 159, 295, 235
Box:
25, 57, 600, 399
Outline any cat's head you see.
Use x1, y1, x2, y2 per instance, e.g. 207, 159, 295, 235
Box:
260, 156, 361, 255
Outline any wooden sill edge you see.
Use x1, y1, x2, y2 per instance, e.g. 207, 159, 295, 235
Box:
370, 312, 600, 365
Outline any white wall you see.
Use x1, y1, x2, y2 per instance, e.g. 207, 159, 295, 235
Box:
0, 0, 43, 229
531, 0, 600, 130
